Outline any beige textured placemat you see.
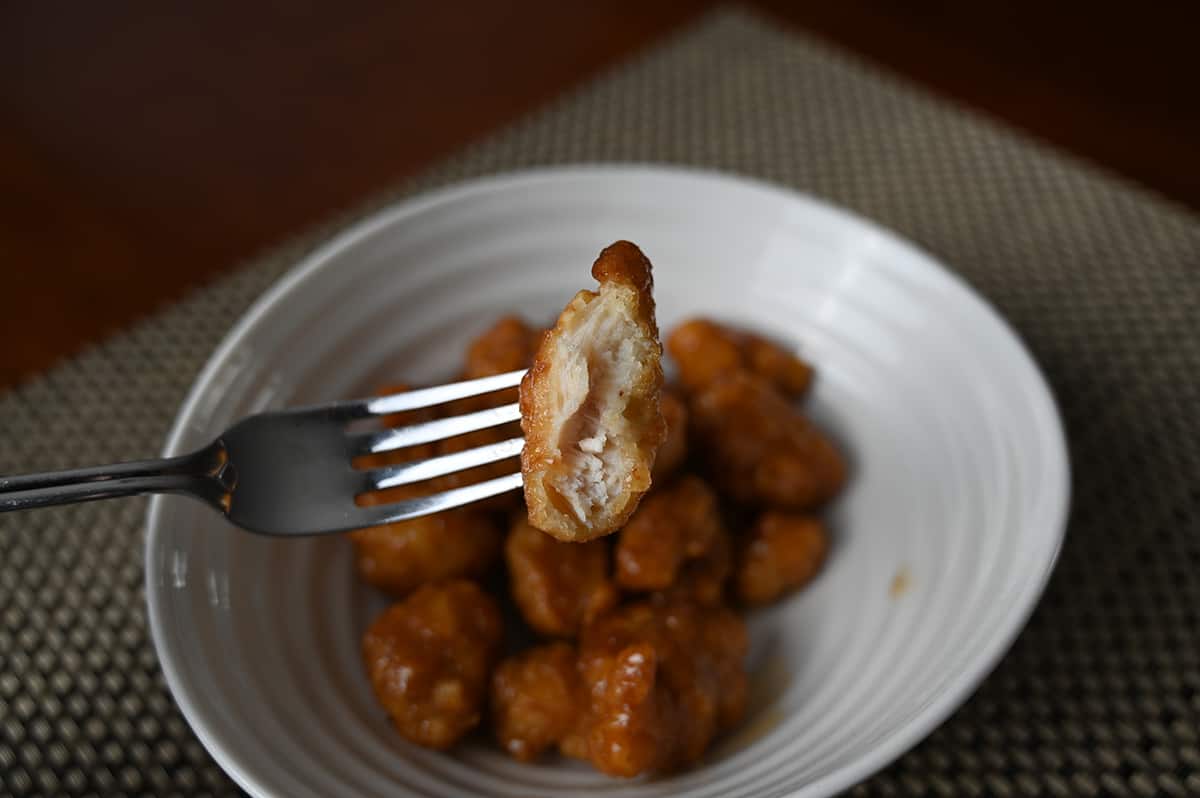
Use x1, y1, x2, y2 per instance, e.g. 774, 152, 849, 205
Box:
2, 6, 1198, 796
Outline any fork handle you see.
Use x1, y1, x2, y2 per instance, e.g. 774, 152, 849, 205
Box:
0, 444, 230, 512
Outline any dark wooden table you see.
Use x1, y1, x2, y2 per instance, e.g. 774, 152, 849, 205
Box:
3, 1, 1197, 389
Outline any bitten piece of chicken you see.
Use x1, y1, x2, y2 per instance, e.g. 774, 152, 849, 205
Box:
520, 241, 666, 542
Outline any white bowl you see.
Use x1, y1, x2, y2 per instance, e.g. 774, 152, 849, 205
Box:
145, 166, 1069, 798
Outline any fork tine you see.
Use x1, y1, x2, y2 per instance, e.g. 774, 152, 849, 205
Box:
366, 436, 524, 491
365, 369, 526, 416
356, 402, 521, 455
354, 472, 524, 526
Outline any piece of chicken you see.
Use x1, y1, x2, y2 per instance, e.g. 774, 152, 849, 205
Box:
667, 318, 813, 398
690, 372, 846, 509
490, 642, 587, 762
577, 599, 748, 777
615, 475, 723, 593
735, 512, 829, 606
504, 515, 618, 637
349, 485, 502, 597
361, 580, 503, 750
521, 241, 666, 541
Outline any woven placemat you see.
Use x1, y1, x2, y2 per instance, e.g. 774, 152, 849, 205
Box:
2, 6, 1198, 796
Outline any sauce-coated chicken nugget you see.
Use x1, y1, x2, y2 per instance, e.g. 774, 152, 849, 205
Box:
505, 515, 618, 637
667, 318, 813, 397
362, 580, 503, 750
615, 475, 723, 592
577, 600, 748, 777
349, 486, 502, 597
690, 373, 846, 509
521, 241, 666, 541
736, 512, 829, 606
491, 642, 586, 762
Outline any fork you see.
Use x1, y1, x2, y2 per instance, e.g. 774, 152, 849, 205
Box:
0, 369, 527, 535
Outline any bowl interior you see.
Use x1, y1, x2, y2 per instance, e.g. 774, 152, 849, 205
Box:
146, 167, 1068, 798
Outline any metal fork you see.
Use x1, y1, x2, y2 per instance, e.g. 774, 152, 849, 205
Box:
0, 370, 526, 535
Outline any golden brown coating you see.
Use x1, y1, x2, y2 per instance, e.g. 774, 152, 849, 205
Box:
521, 241, 666, 542
651, 390, 689, 482
667, 318, 813, 398
349, 485, 502, 597
491, 642, 586, 762
615, 475, 723, 593
362, 580, 503, 750
736, 512, 829, 606
690, 372, 846, 509
577, 600, 748, 777
505, 515, 618, 637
